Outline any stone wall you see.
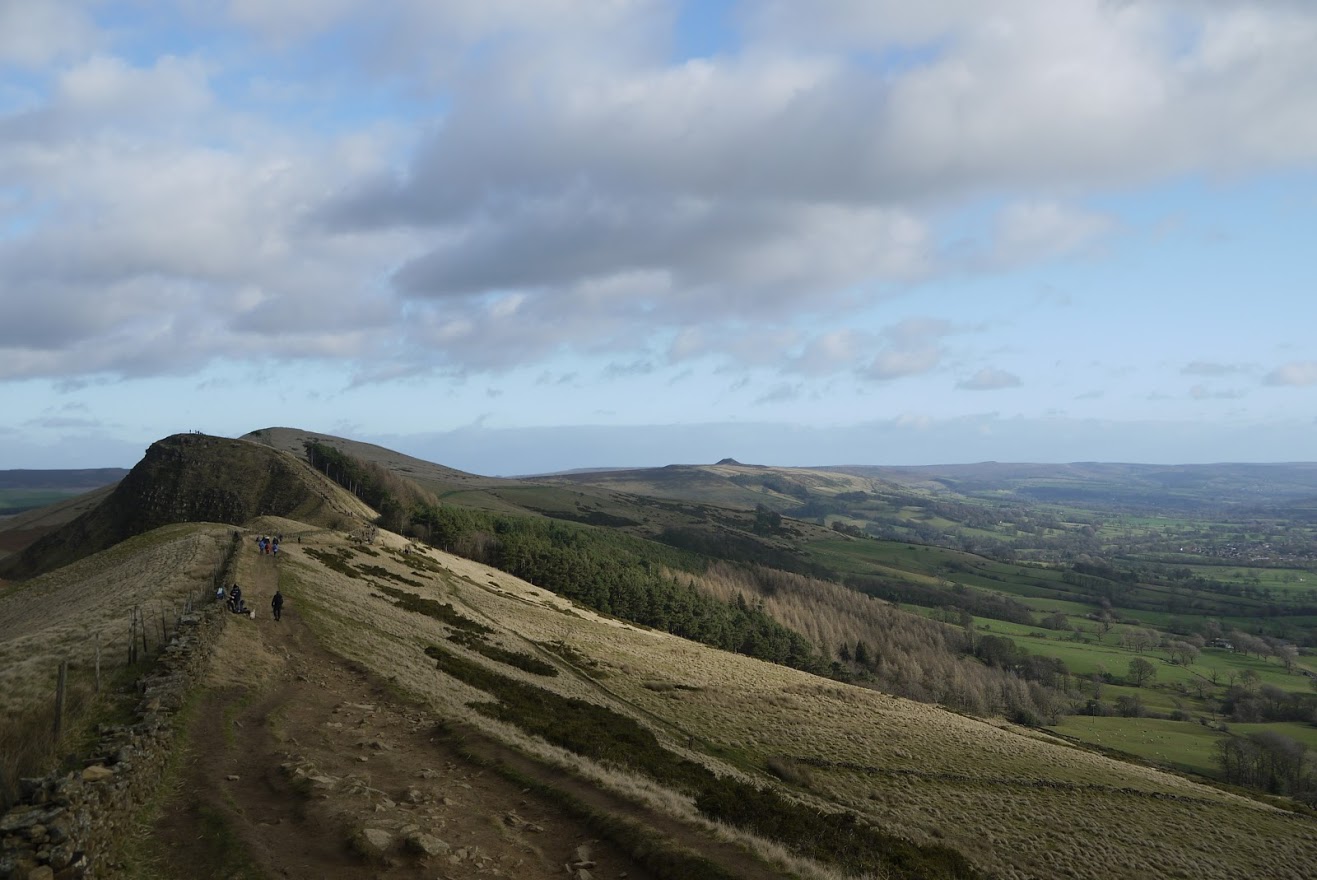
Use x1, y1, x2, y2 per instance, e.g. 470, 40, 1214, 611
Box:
0, 536, 240, 880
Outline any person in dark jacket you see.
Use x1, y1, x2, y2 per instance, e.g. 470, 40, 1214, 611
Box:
271, 590, 284, 621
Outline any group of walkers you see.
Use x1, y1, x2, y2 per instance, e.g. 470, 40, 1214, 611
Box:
207, 531, 295, 621
215, 583, 284, 620
217, 583, 248, 614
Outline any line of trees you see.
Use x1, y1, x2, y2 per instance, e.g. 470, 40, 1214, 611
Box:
303, 441, 435, 531
410, 502, 821, 671
1216, 731, 1317, 801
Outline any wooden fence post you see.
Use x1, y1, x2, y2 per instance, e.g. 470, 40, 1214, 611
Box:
95, 633, 101, 694
53, 660, 68, 742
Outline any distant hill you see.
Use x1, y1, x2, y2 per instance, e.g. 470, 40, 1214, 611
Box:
0, 484, 118, 561
0, 468, 128, 522
0, 434, 373, 580
0, 468, 128, 490
819, 461, 1317, 509
242, 427, 487, 490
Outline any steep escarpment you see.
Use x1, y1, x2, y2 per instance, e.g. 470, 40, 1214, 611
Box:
0, 434, 370, 580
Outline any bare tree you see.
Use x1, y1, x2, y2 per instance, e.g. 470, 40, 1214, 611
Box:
1277, 644, 1299, 674
1167, 641, 1200, 666
1128, 658, 1157, 688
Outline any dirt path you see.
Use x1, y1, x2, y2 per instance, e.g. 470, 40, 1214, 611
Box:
147, 544, 784, 880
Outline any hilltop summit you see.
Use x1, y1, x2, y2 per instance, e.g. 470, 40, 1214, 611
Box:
0, 433, 370, 579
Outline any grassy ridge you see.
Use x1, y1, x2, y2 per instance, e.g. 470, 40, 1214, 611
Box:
424, 642, 985, 879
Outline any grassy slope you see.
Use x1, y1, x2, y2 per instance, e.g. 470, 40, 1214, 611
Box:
235, 431, 1317, 785
0, 485, 119, 565
5, 432, 1316, 879
0, 522, 233, 718
276, 526, 1317, 880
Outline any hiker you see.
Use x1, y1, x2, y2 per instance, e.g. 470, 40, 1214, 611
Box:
271, 590, 284, 621
215, 585, 226, 602
228, 585, 246, 614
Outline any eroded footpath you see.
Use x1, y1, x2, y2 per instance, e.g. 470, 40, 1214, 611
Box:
144, 547, 659, 880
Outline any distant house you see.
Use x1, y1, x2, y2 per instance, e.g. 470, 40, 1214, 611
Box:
1208, 639, 1234, 650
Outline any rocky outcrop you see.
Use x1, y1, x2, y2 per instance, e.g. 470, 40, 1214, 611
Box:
1, 434, 359, 579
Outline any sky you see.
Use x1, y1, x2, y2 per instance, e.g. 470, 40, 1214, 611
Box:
2, 0, 1316, 475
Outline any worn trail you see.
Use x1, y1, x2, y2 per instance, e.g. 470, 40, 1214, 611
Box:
145, 540, 780, 879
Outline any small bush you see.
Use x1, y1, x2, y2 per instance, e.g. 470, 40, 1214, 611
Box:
446, 631, 558, 676
305, 547, 359, 578
425, 644, 983, 878
695, 778, 983, 879
765, 755, 814, 788
425, 644, 709, 791
538, 640, 607, 678
376, 585, 491, 635
357, 564, 422, 587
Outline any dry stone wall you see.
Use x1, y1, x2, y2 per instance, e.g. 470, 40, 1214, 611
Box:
0, 597, 228, 879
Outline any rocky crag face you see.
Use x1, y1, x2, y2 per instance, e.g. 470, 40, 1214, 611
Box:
0, 434, 361, 580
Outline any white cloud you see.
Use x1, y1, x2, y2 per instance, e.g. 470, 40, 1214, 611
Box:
0, 0, 98, 68
0, 53, 416, 381
1183, 361, 1252, 377
864, 347, 943, 381
4, 0, 1317, 387
857, 318, 960, 382
1265, 362, 1317, 386
790, 330, 870, 376
755, 382, 803, 405
1189, 384, 1245, 400
990, 201, 1112, 267
958, 368, 1023, 391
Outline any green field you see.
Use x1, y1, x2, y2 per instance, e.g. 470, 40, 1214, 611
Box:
0, 489, 82, 516
1052, 716, 1224, 776
1229, 721, 1317, 750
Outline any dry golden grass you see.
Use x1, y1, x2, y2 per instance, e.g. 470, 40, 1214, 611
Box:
0, 521, 235, 807
10, 515, 1302, 878
0, 523, 232, 716
270, 526, 1317, 880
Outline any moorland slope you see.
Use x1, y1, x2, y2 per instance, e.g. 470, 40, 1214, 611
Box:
5, 432, 1317, 879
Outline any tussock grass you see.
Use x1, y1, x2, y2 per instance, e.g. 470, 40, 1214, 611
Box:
0, 678, 89, 807
426, 643, 712, 792
424, 641, 989, 879
696, 779, 980, 880
438, 724, 741, 880
373, 582, 492, 635
281, 528, 1317, 880
538, 639, 609, 678
0, 523, 230, 809
446, 630, 559, 676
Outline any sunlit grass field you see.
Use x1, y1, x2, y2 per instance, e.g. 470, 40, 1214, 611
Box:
1052, 716, 1224, 775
